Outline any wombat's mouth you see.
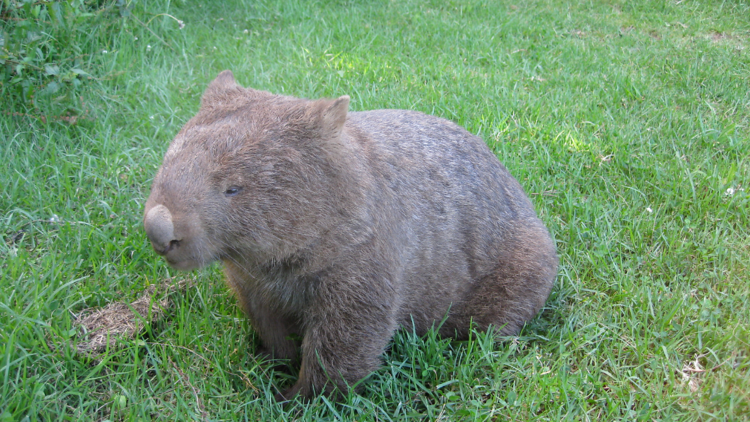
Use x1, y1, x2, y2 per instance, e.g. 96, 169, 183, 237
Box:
164, 256, 203, 271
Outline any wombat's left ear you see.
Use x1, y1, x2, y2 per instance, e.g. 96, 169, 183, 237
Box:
317, 95, 350, 139
201, 70, 241, 106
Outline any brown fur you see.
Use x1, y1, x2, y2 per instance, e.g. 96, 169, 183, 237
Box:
143, 70, 558, 400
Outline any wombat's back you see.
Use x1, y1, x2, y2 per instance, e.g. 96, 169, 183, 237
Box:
348, 109, 535, 217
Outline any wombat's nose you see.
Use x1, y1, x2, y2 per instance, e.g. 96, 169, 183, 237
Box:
144, 204, 178, 255
151, 239, 180, 256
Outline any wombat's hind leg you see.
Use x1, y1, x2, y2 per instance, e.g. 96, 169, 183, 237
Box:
487, 220, 557, 336
446, 220, 558, 338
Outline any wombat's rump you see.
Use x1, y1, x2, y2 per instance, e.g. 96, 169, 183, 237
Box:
143, 70, 557, 400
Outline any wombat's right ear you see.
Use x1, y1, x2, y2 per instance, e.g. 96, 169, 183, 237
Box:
201, 70, 241, 106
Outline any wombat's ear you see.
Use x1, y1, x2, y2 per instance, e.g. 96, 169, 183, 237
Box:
316, 95, 350, 139
201, 70, 241, 106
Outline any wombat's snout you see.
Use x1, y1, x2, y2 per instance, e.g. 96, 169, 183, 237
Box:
144, 204, 179, 255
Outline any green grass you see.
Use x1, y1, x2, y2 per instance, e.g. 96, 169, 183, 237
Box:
2, 0, 749, 420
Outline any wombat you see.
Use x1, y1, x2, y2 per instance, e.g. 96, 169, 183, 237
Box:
143, 70, 557, 401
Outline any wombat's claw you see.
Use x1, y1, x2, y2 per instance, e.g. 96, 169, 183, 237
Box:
274, 391, 290, 403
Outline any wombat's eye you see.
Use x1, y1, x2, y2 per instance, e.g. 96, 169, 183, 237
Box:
224, 187, 242, 197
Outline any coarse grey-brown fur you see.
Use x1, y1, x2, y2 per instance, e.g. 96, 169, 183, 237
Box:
143, 70, 558, 401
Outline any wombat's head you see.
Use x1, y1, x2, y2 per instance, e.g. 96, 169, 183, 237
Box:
143, 70, 351, 270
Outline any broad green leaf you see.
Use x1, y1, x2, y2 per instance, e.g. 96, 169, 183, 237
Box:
44, 64, 60, 76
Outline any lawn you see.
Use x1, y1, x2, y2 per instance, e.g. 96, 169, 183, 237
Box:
1, 0, 749, 420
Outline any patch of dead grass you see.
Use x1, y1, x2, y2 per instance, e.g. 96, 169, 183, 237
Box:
67, 278, 195, 356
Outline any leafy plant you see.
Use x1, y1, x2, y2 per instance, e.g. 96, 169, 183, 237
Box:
0, 0, 114, 109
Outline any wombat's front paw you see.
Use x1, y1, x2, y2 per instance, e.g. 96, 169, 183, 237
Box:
255, 346, 297, 377
275, 384, 302, 403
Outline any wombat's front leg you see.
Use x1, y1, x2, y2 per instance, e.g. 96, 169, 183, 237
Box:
277, 274, 397, 400
276, 323, 391, 401
250, 311, 300, 362
224, 265, 299, 362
